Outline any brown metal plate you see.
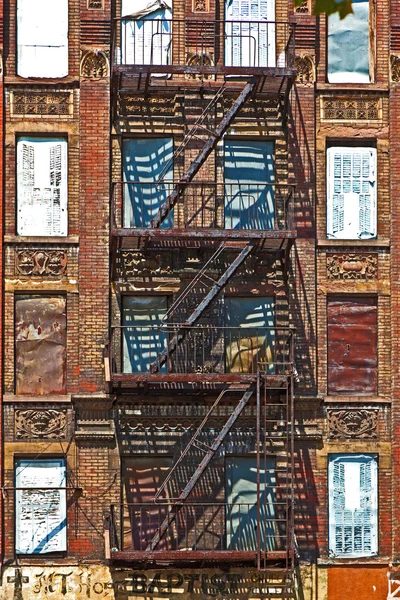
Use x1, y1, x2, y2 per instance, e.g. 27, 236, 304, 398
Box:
15, 296, 67, 395
327, 298, 377, 395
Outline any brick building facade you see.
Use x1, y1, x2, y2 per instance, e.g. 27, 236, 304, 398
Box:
0, 0, 398, 599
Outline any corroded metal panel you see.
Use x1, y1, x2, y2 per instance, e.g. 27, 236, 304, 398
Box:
327, 298, 377, 394
15, 296, 66, 395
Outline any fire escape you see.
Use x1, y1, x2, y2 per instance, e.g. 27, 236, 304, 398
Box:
106, 4, 297, 593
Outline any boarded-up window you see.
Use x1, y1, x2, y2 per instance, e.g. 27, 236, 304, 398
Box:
121, 1, 172, 66
122, 457, 173, 551
15, 296, 67, 395
225, 0, 275, 67
17, 0, 68, 78
328, 454, 377, 557
122, 296, 168, 373
327, 146, 376, 240
15, 458, 67, 554
327, 297, 377, 395
226, 456, 276, 551
123, 138, 173, 228
224, 297, 274, 373
327, 0, 370, 83
224, 140, 275, 230
17, 137, 68, 237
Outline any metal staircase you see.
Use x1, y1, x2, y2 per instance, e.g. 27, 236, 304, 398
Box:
147, 383, 256, 551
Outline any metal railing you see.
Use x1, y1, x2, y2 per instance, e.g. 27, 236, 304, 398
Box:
109, 502, 291, 554
109, 325, 293, 377
112, 182, 295, 232
112, 19, 296, 72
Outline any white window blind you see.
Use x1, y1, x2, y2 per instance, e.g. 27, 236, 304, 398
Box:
17, 0, 68, 78
327, 146, 376, 240
15, 459, 67, 554
328, 454, 377, 557
225, 0, 275, 67
17, 138, 68, 236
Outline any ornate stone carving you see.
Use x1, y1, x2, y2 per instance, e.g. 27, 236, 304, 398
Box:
186, 52, 214, 79
11, 91, 71, 116
321, 97, 381, 121
15, 250, 67, 276
328, 409, 378, 439
119, 94, 175, 117
295, 1, 311, 13
88, 0, 103, 7
118, 251, 172, 277
295, 55, 315, 85
326, 253, 378, 280
193, 0, 209, 10
15, 409, 67, 439
80, 50, 109, 78
391, 55, 400, 82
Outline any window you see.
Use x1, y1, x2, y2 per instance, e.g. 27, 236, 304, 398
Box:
224, 297, 274, 373
327, 297, 377, 395
121, 0, 172, 66
225, 0, 276, 67
327, 0, 371, 83
17, 137, 68, 237
329, 454, 378, 557
15, 458, 67, 554
224, 140, 275, 230
122, 296, 168, 373
15, 296, 67, 395
226, 456, 276, 551
326, 146, 376, 240
123, 138, 173, 228
17, 0, 68, 78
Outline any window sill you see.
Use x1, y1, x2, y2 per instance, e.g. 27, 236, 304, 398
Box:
316, 83, 389, 93
318, 556, 390, 566
324, 395, 391, 404
4, 235, 79, 245
317, 238, 390, 248
3, 394, 71, 403
4, 76, 79, 87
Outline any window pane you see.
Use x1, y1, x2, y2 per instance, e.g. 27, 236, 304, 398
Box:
15, 459, 67, 554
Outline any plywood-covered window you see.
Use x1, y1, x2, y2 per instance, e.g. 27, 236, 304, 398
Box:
123, 138, 173, 228
122, 457, 173, 551
328, 454, 378, 557
327, 0, 371, 83
224, 297, 274, 373
225, 0, 275, 67
224, 140, 275, 230
17, 0, 68, 78
17, 137, 68, 237
121, 0, 172, 66
122, 296, 168, 373
327, 297, 377, 395
226, 456, 276, 551
326, 146, 376, 240
15, 458, 67, 554
15, 296, 67, 395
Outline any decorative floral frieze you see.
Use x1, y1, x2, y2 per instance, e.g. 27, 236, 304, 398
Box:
326, 253, 378, 280
15, 250, 67, 276
80, 50, 109, 78
321, 97, 381, 121
119, 95, 175, 117
11, 91, 72, 117
328, 409, 378, 439
15, 409, 67, 440
118, 251, 172, 277
295, 55, 315, 85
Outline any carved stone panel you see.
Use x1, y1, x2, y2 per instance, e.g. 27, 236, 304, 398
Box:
294, 1, 311, 13
88, 0, 103, 7
10, 91, 72, 117
193, 0, 209, 10
321, 96, 381, 121
15, 409, 67, 440
327, 409, 378, 439
295, 55, 315, 84
119, 94, 176, 117
81, 51, 109, 78
15, 250, 67, 276
391, 55, 400, 82
118, 251, 173, 277
326, 253, 378, 280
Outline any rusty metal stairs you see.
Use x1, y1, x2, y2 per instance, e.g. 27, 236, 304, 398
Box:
149, 239, 255, 373
150, 78, 258, 228
146, 383, 256, 551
